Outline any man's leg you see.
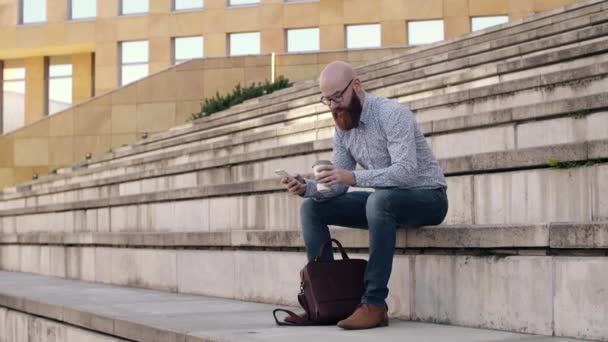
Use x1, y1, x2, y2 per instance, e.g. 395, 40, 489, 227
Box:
300, 192, 370, 262
362, 188, 448, 308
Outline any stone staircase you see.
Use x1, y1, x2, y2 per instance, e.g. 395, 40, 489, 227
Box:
1, 0, 608, 341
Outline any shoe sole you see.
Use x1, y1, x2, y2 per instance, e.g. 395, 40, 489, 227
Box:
338, 320, 389, 330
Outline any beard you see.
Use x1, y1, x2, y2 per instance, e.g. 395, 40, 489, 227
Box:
331, 92, 363, 131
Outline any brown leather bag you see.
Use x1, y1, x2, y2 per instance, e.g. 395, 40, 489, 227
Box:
273, 238, 367, 326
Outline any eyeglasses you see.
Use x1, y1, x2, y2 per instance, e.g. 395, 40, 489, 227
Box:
320, 79, 354, 106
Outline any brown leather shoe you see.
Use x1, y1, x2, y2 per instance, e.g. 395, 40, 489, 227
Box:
337, 304, 389, 330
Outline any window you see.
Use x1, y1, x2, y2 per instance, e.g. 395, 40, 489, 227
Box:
286, 28, 319, 53
174, 0, 203, 11
229, 32, 260, 56
69, 0, 96, 20
2, 67, 26, 134
346, 24, 381, 49
20, 0, 46, 24
228, 0, 259, 6
407, 20, 444, 46
472, 16, 509, 32
119, 0, 148, 15
173, 36, 204, 64
120, 40, 149, 86
48, 59, 72, 116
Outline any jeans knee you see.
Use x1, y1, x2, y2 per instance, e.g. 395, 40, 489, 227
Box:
365, 190, 392, 218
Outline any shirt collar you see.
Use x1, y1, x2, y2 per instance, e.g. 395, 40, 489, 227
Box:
359, 92, 372, 125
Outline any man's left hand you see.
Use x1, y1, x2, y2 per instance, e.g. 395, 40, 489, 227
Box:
315, 165, 355, 186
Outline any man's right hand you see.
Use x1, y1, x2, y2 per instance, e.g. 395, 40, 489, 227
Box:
281, 174, 306, 196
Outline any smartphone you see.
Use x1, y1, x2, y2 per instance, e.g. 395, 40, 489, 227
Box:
274, 169, 292, 178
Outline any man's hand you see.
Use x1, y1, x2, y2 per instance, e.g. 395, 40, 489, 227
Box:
315, 165, 355, 186
281, 174, 306, 195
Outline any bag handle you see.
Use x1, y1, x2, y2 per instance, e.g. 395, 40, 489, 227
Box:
273, 309, 315, 326
314, 238, 349, 261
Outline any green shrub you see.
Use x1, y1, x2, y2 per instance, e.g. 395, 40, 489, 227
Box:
190, 76, 291, 121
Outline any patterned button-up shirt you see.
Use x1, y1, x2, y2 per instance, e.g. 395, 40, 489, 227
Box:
303, 93, 447, 199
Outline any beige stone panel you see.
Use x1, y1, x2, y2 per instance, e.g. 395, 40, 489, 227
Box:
95, 65, 117, 94
175, 69, 205, 101
203, 56, 245, 69
148, 14, 170, 37
24, 57, 46, 124
73, 135, 112, 161
0, 28, 17, 49
43, 23, 66, 46
317, 50, 349, 64
49, 109, 74, 137
72, 53, 94, 103
94, 19, 117, 42
509, 11, 535, 21
94, 42, 117, 68
205, 0, 226, 8
15, 26, 46, 49
203, 68, 245, 97
0, 168, 15, 189
14, 119, 49, 139
381, 0, 443, 20
13, 138, 49, 167
74, 103, 112, 135
381, 20, 406, 47
275, 53, 318, 66
111, 83, 138, 104
149, 62, 170, 73
98, 0, 118, 18
320, 25, 345, 50
116, 16, 150, 41
469, 0, 508, 15
176, 100, 201, 122
136, 70, 177, 103
444, 16, 471, 39
344, 0, 379, 23
204, 33, 227, 57
0, 137, 14, 167
0, 2, 18, 28
225, 7, 260, 32
443, 0, 469, 17
150, 0, 171, 14
283, 2, 320, 27
149, 37, 171, 64
47, 0, 67, 23
64, 21, 96, 45
261, 29, 284, 53
245, 66, 272, 84
534, 0, 574, 12
136, 102, 177, 133
320, 0, 343, 25
202, 8, 225, 34
111, 134, 137, 149
111, 105, 137, 134
170, 11, 205, 37
260, 4, 283, 29
508, 0, 535, 12
276, 64, 319, 83
48, 137, 75, 166
14, 166, 49, 184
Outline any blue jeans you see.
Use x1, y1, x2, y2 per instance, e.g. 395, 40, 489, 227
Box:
300, 188, 448, 308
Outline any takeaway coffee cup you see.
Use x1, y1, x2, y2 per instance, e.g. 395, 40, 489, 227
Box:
312, 160, 333, 193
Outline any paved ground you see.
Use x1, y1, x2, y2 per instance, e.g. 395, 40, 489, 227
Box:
0, 271, 594, 342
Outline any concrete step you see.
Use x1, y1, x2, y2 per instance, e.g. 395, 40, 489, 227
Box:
96, 22, 608, 169
0, 271, 594, 342
183, 0, 606, 130
0, 155, 606, 234
14, 51, 608, 194
0, 223, 606, 340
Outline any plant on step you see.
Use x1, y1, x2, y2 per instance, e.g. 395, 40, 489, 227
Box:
190, 76, 291, 121
546, 157, 606, 169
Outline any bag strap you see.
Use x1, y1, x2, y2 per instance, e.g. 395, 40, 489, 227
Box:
314, 238, 349, 261
273, 309, 316, 326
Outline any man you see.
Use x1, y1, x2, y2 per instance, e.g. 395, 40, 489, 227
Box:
281, 61, 448, 330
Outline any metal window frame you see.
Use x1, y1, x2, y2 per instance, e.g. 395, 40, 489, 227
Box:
118, 40, 149, 86
67, 0, 97, 20
406, 19, 444, 47
344, 23, 381, 49
172, 36, 204, 65
119, 0, 149, 16
285, 27, 320, 53
47, 62, 73, 115
18, 0, 47, 25
1, 64, 27, 133
172, 0, 204, 12
227, 31, 261, 56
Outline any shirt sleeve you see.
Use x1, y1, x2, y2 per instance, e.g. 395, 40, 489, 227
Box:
352, 107, 418, 188
301, 128, 355, 200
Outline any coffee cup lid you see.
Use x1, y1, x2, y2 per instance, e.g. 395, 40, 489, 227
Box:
312, 160, 333, 168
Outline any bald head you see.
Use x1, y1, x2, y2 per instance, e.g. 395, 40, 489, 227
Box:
319, 61, 357, 97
